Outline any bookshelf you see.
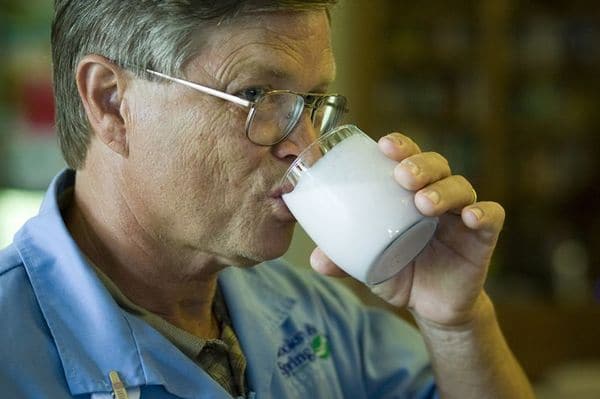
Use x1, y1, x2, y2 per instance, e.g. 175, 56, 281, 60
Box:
327, 0, 600, 304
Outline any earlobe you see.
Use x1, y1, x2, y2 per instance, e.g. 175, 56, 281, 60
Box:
76, 55, 129, 158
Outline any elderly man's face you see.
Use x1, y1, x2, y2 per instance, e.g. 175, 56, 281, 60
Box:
121, 11, 335, 266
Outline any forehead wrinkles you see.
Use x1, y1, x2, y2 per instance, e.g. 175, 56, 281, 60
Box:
214, 40, 306, 84
197, 12, 332, 86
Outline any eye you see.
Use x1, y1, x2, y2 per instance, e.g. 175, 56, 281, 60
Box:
304, 94, 318, 104
238, 87, 266, 102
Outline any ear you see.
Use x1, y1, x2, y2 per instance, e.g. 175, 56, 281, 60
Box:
76, 55, 129, 158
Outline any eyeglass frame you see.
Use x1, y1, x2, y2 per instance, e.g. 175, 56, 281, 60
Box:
145, 69, 348, 146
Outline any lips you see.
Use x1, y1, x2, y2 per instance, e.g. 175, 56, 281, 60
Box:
269, 181, 294, 199
267, 184, 296, 222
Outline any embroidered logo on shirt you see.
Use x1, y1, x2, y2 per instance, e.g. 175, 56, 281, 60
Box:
311, 334, 330, 359
277, 324, 330, 377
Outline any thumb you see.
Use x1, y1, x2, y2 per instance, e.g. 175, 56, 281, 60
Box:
310, 247, 350, 277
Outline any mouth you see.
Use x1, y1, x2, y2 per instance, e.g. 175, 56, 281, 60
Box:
268, 186, 296, 222
269, 181, 294, 199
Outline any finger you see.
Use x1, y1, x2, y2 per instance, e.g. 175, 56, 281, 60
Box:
414, 174, 474, 216
394, 152, 452, 191
378, 133, 422, 162
461, 201, 506, 246
430, 201, 505, 270
310, 247, 350, 277
367, 264, 414, 308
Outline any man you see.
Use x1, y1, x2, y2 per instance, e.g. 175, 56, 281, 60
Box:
0, 1, 535, 398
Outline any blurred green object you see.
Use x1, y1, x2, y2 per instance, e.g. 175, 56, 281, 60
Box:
0, 188, 44, 249
1, 0, 63, 190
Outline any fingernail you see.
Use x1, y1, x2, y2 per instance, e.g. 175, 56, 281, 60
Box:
385, 133, 403, 143
469, 207, 483, 221
392, 136, 404, 147
422, 189, 440, 205
401, 159, 420, 176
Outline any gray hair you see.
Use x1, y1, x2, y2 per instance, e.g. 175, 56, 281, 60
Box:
52, 0, 337, 169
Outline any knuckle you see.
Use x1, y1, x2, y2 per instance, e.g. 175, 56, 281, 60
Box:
452, 174, 471, 188
493, 202, 506, 221
482, 201, 506, 226
432, 151, 449, 164
428, 152, 452, 173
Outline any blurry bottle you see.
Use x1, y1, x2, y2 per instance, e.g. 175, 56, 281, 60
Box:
551, 238, 591, 305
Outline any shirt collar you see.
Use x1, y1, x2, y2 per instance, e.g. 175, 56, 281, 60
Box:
15, 169, 148, 395
14, 169, 298, 397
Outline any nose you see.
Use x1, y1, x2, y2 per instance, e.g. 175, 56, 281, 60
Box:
271, 111, 319, 160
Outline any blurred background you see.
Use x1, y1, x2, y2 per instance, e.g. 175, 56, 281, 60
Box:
1, 1, 599, 397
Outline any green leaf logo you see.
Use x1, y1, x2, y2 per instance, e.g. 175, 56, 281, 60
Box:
311, 335, 330, 359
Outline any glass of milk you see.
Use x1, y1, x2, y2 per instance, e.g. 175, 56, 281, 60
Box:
281, 124, 438, 284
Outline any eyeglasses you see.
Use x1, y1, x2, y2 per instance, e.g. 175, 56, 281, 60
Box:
145, 69, 348, 146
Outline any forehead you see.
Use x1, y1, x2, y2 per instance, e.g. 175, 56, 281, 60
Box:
187, 10, 335, 87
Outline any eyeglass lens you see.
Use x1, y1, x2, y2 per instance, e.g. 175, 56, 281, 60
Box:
247, 93, 345, 145
248, 93, 304, 145
313, 96, 345, 135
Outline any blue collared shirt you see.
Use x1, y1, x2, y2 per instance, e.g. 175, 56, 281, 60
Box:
0, 170, 437, 398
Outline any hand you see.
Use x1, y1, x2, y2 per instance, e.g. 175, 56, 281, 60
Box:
309, 132, 505, 328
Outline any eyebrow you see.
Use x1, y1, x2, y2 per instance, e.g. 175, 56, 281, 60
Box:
234, 64, 334, 92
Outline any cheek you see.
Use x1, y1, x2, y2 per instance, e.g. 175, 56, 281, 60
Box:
188, 106, 261, 178
125, 89, 266, 213
164, 107, 261, 210
128, 92, 221, 168
125, 91, 183, 163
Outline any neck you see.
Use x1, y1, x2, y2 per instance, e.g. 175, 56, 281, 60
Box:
65, 168, 225, 339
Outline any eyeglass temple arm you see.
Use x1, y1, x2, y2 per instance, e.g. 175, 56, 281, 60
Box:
145, 69, 251, 108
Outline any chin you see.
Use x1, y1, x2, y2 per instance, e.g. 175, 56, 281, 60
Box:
229, 226, 295, 267
233, 244, 292, 267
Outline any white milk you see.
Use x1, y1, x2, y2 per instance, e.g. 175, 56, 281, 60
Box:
283, 132, 435, 283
